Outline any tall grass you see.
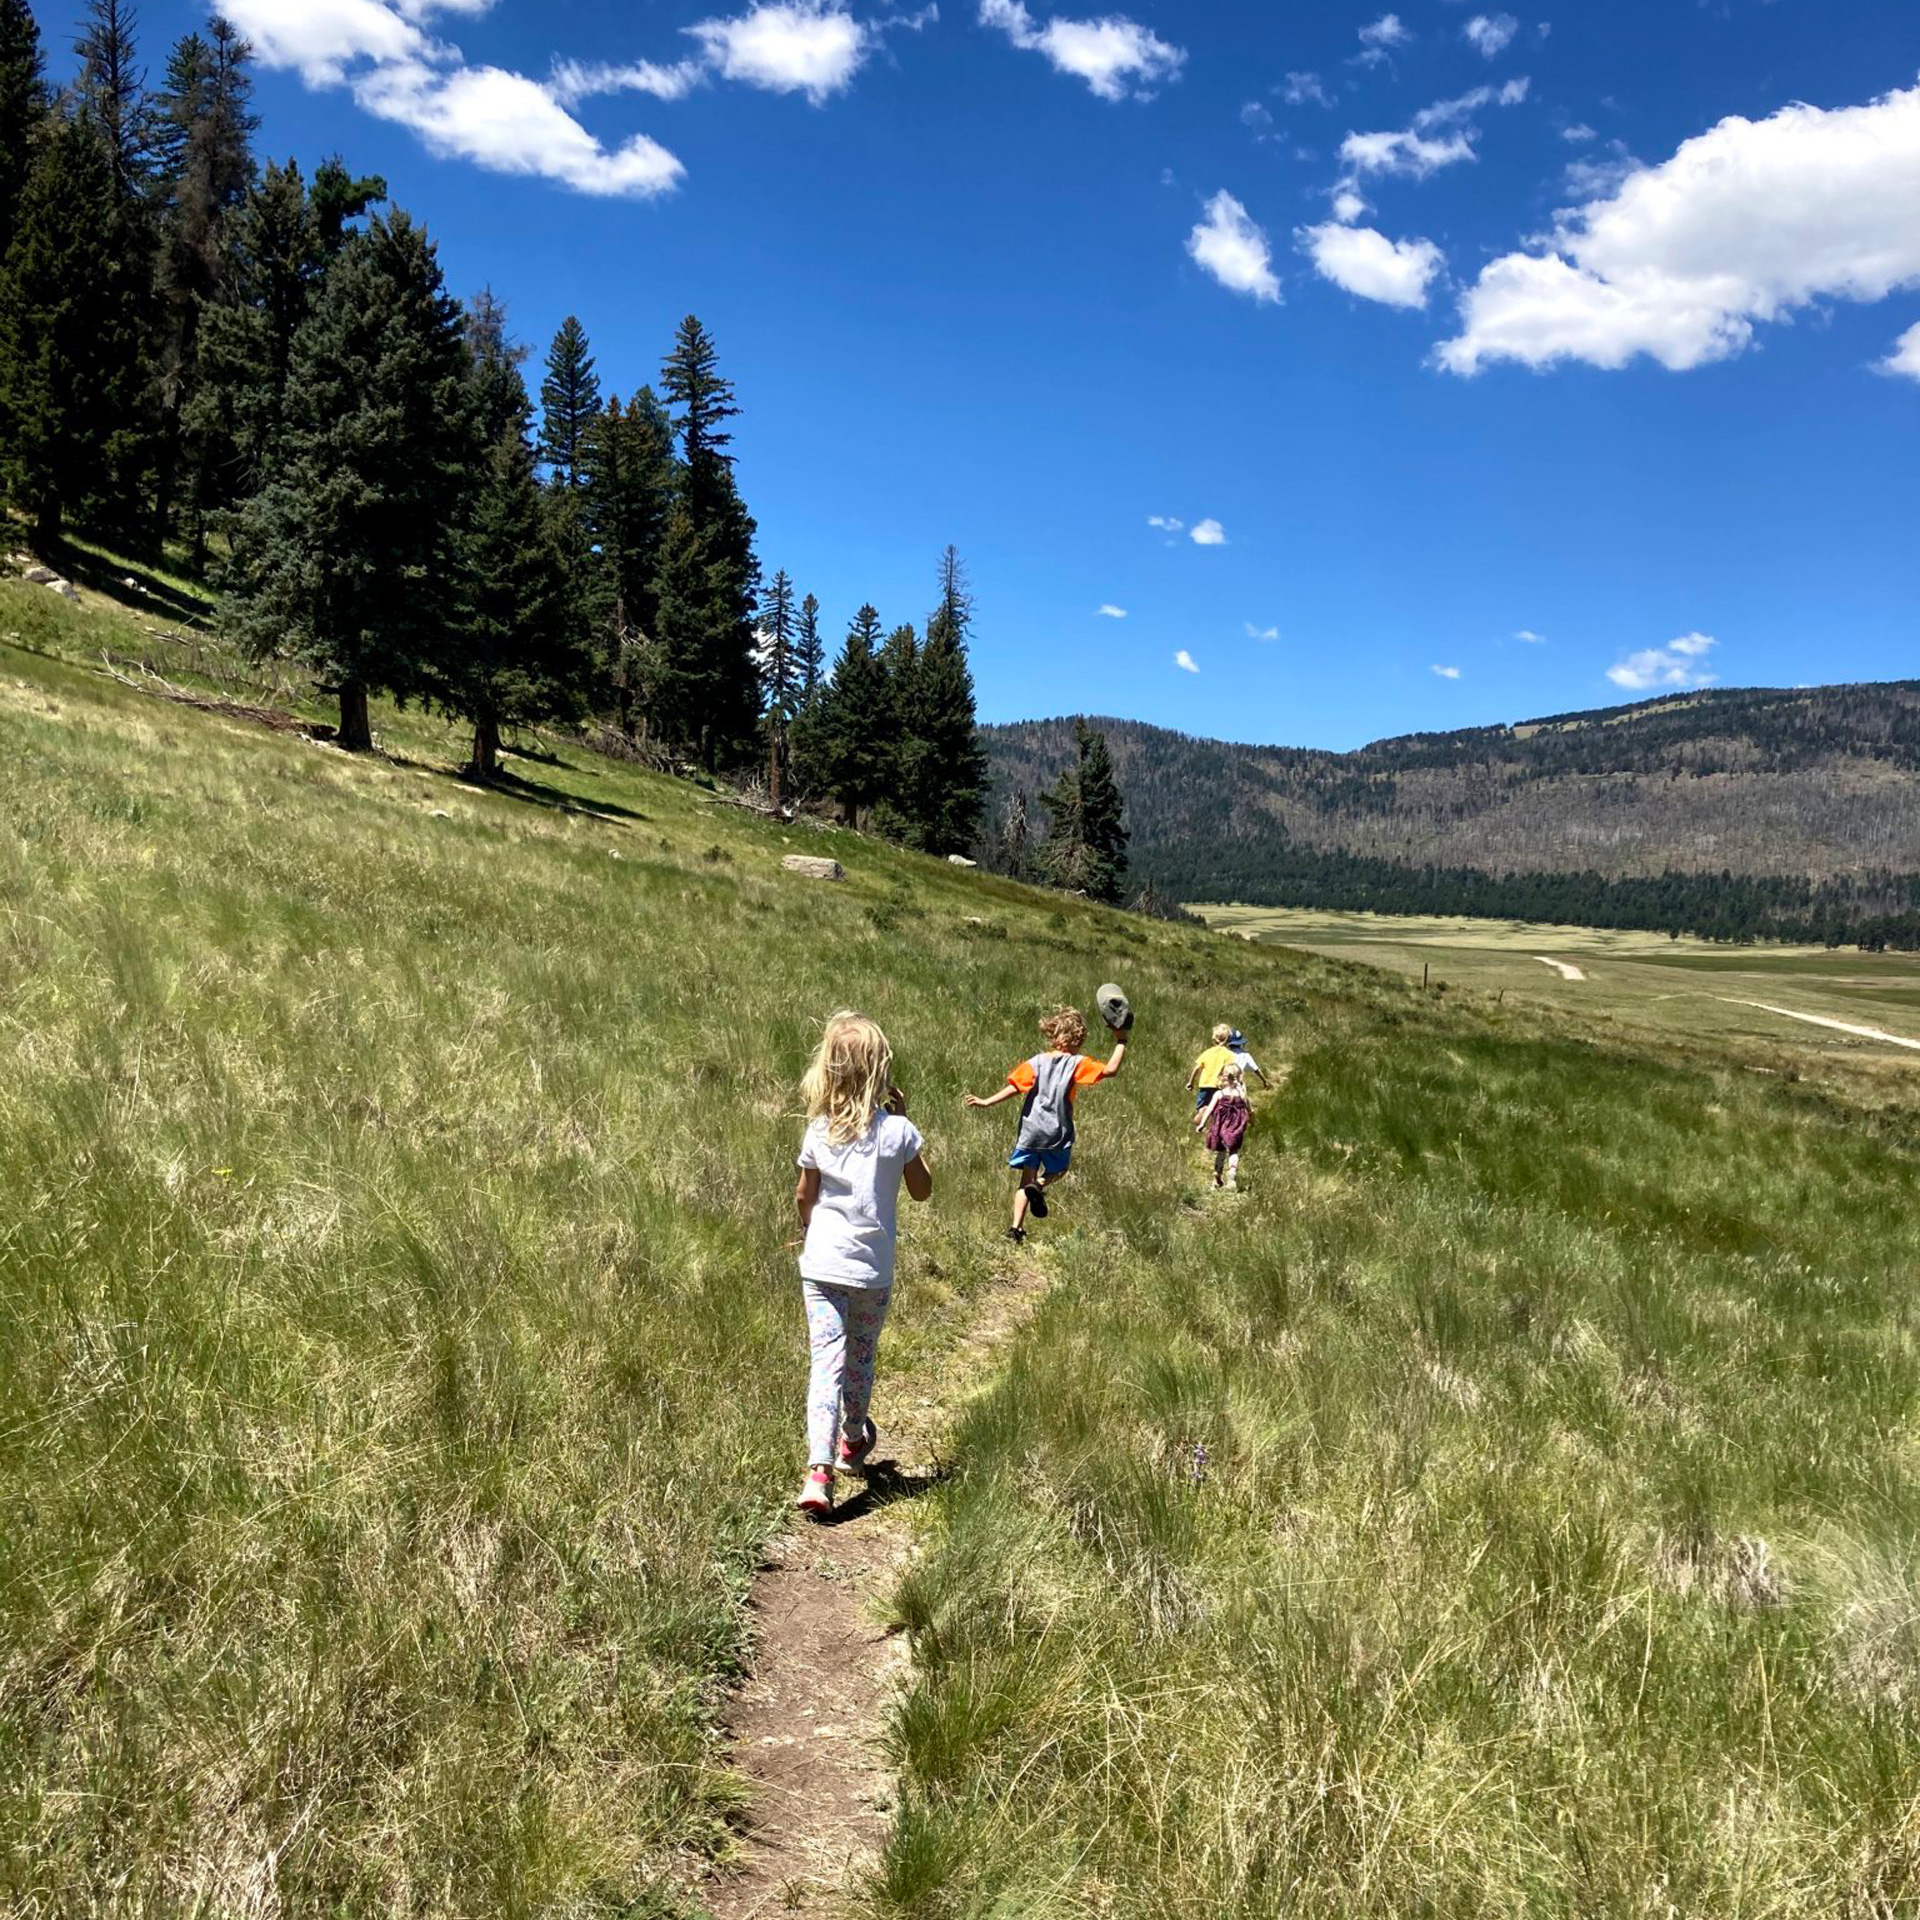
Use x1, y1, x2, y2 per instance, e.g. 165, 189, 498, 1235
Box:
870, 1013, 1920, 1914
0, 583, 1166, 1910
6, 576, 1919, 1913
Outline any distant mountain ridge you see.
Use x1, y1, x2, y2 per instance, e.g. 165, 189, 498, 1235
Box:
981, 681, 1920, 944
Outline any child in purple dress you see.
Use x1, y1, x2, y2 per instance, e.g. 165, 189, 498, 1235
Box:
1197, 1061, 1251, 1189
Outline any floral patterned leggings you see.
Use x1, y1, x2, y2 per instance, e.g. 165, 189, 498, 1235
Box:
803, 1280, 892, 1467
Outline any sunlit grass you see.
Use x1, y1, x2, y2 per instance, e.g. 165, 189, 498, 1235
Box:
866, 990, 1920, 1915
5, 575, 1919, 1913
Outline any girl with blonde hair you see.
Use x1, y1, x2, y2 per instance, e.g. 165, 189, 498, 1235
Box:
792, 1012, 933, 1516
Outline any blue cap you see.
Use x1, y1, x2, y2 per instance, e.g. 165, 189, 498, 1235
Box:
1228, 1030, 1245, 1047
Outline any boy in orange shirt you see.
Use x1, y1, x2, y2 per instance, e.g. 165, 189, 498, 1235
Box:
963, 1005, 1128, 1243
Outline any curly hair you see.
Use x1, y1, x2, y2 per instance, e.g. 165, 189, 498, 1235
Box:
1039, 1005, 1087, 1052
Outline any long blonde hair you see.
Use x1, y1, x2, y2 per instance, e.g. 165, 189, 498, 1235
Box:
802, 1010, 895, 1145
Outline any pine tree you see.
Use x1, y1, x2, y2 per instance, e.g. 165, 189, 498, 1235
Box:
582, 386, 674, 734
152, 15, 256, 546
226, 211, 476, 751
660, 311, 738, 463
807, 605, 893, 824
759, 567, 798, 805
1039, 720, 1129, 902
73, 0, 151, 198
913, 545, 990, 853
0, 117, 141, 543
796, 592, 824, 707
431, 308, 589, 778
188, 158, 380, 526
65, 0, 162, 542
654, 315, 759, 770
537, 314, 599, 490
874, 622, 924, 843
307, 154, 386, 256
0, 0, 48, 263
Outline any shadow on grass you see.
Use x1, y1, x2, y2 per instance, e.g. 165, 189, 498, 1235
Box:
819, 1456, 952, 1526
385, 756, 652, 827
52, 542, 215, 630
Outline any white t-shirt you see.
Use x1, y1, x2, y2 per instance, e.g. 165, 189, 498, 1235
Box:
1231, 1045, 1261, 1076
796, 1111, 924, 1289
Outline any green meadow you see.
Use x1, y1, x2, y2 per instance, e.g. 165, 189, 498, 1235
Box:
1197, 903, 1920, 1103
5, 576, 1920, 1914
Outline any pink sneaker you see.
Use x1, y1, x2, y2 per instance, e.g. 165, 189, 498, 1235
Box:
837, 1420, 878, 1474
796, 1467, 834, 1517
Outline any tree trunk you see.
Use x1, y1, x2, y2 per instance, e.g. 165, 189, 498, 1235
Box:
468, 709, 501, 780
33, 497, 63, 551
768, 730, 783, 813
337, 679, 373, 752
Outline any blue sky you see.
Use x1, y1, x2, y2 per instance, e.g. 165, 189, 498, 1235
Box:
35, 0, 1920, 747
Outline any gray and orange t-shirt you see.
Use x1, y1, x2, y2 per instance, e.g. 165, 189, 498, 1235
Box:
1008, 1051, 1113, 1158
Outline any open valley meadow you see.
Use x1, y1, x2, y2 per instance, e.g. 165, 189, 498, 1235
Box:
1197, 904, 1920, 1100
5, 573, 1920, 1914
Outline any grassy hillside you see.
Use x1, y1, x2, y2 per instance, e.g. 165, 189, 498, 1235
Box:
5, 575, 1920, 1914
984, 690, 1920, 940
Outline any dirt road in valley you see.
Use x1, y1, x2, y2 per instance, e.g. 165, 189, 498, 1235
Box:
1722, 1000, 1920, 1053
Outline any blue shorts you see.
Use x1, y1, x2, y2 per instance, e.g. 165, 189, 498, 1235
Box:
1194, 1088, 1217, 1112
1010, 1146, 1072, 1178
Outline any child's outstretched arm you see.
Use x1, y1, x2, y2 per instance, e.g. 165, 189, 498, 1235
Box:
1102, 1037, 1128, 1077
962, 1084, 1020, 1110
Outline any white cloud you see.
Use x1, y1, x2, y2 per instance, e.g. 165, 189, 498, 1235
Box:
1096, 603, 1128, 618
1330, 184, 1369, 224
1515, 628, 1546, 642
1240, 100, 1273, 130
1342, 126, 1475, 179
1562, 122, 1597, 143
219, 0, 433, 84
549, 55, 706, 104
1440, 83, 1920, 374
1174, 648, 1200, 673
1301, 222, 1444, 308
1186, 191, 1281, 303
1337, 79, 1528, 185
1463, 12, 1517, 58
1606, 632, 1717, 691
228, 0, 699, 196
1281, 70, 1330, 108
1432, 663, 1462, 679
1190, 518, 1227, 545
356, 60, 685, 194
1147, 514, 1184, 532
1880, 320, 1920, 379
1358, 12, 1411, 50
687, 1, 871, 102
977, 0, 1183, 101
1245, 622, 1280, 640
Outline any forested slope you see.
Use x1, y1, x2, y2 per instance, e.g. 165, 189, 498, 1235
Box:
984, 682, 1920, 943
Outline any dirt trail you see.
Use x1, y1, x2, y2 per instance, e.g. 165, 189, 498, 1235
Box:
1723, 999, 1920, 1054
1532, 956, 1587, 981
701, 1267, 1048, 1919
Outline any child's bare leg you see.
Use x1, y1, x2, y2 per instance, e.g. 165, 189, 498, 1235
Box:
1212, 1148, 1227, 1186
1012, 1174, 1035, 1230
